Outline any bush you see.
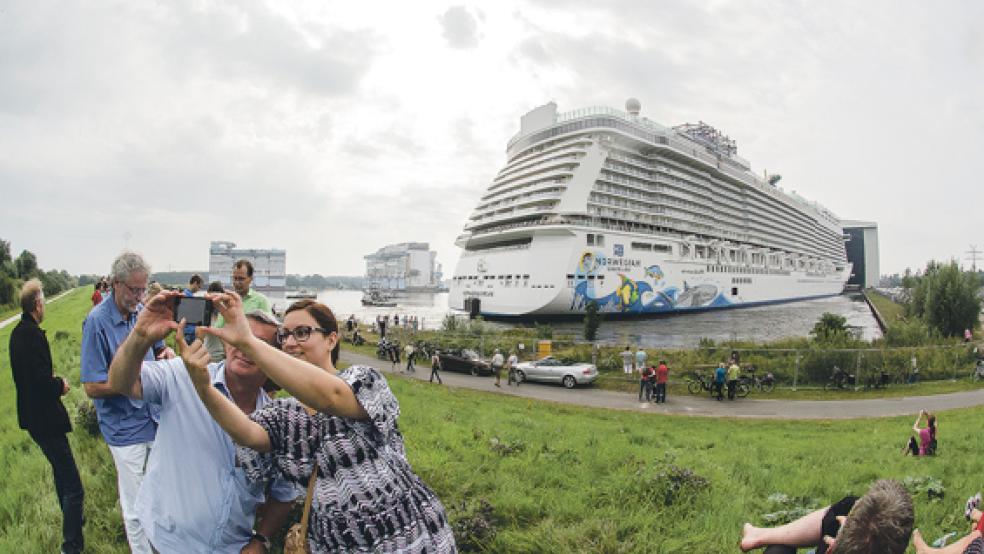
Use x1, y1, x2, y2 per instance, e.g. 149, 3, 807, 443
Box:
583, 301, 600, 341
74, 400, 101, 437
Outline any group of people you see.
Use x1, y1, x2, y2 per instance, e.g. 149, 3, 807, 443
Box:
11, 251, 456, 553
638, 360, 670, 403
373, 313, 423, 337
489, 348, 520, 387
713, 358, 744, 401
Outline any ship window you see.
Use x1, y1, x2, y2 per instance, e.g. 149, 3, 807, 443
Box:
653, 244, 671, 253
631, 242, 653, 251
596, 234, 605, 246
731, 287, 738, 296
587, 275, 595, 280
567, 274, 575, 279
587, 233, 595, 245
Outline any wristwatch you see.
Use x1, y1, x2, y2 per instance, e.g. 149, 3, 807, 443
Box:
251, 530, 271, 550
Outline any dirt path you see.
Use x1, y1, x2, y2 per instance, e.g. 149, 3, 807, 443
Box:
340, 350, 984, 420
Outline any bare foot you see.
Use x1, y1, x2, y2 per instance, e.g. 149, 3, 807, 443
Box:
740, 522, 762, 552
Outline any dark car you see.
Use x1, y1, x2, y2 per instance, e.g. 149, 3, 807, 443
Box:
438, 349, 492, 376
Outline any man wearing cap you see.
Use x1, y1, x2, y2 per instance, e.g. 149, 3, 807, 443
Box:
109, 291, 295, 553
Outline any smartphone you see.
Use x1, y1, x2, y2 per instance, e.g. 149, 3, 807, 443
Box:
174, 296, 214, 327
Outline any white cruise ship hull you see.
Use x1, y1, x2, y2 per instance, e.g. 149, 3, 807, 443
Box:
450, 227, 850, 317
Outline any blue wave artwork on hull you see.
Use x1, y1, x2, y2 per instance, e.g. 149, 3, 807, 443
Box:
571, 275, 733, 314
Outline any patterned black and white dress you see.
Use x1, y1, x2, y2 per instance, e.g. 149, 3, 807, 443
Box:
237, 365, 456, 553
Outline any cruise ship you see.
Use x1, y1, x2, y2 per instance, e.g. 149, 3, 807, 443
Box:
449, 100, 851, 317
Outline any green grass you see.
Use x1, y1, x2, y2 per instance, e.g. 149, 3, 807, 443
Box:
867, 289, 906, 328
1, 288, 980, 552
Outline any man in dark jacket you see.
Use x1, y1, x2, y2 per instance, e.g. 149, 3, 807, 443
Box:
9, 279, 84, 554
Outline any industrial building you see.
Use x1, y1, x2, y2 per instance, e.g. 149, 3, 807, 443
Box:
842, 221, 880, 289
364, 242, 443, 292
208, 241, 286, 294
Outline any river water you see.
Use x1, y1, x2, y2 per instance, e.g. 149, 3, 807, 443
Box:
268, 291, 881, 348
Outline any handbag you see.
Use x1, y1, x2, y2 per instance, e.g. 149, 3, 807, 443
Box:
284, 407, 319, 554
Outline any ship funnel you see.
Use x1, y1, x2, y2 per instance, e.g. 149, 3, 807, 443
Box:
625, 98, 641, 116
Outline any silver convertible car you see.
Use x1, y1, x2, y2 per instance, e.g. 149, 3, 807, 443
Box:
512, 356, 598, 388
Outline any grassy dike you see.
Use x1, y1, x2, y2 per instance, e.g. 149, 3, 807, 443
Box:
2, 288, 983, 552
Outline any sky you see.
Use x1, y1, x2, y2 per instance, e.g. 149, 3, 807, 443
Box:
1, 0, 982, 278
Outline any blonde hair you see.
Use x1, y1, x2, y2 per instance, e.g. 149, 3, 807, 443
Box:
19, 278, 43, 314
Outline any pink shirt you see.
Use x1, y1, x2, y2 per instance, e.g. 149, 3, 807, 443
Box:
918, 427, 932, 455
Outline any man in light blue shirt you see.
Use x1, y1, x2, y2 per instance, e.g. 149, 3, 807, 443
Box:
81, 252, 170, 554
109, 292, 295, 554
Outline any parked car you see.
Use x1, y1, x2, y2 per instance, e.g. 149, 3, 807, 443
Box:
512, 356, 598, 388
437, 349, 492, 376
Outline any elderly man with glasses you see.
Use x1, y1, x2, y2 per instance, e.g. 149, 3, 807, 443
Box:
81, 251, 173, 554
108, 291, 295, 554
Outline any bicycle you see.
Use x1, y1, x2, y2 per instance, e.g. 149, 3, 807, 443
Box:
824, 366, 856, 391
687, 371, 715, 396
863, 367, 892, 390
739, 367, 775, 394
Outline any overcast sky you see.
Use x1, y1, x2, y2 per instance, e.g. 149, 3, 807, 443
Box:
1, 0, 981, 278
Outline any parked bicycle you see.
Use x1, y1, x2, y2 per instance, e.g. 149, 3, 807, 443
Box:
864, 367, 892, 390
824, 365, 856, 391
687, 371, 715, 396
973, 360, 984, 382
739, 366, 775, 394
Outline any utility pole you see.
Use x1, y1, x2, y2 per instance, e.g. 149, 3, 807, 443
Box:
967, 245, 981, 272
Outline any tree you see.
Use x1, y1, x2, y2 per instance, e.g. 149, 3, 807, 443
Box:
14, 250, 38, 279
0, 238, 11, 265
583, 301, 601, 341
909, 261, 981, 337
811, 312, 848, 342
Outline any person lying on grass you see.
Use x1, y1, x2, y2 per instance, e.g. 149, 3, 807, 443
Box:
911, 492, 984, 554
740, 479, 914, 554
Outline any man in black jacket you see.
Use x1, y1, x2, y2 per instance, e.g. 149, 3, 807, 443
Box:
9, 279, 84, 554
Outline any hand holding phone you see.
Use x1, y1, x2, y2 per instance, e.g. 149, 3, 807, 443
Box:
173, 296, 214, 328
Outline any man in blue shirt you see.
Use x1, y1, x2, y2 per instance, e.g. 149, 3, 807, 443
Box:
108, 291, 295, 553
81, 252, 171, 554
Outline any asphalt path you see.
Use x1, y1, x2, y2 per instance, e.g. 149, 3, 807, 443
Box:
340, 350, 984, 420
0, 289, 74, 330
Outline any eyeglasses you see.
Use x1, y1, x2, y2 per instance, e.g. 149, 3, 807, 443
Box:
118, 282, 147, 297
276, 325, 332, 344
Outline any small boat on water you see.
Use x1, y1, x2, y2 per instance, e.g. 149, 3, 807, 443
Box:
361, 289, 398, 307
286, 289, 318, 299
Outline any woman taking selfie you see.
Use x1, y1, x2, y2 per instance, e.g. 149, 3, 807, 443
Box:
184, 294, 455, 553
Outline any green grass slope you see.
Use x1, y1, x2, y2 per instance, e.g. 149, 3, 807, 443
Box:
1, 288, 979, 552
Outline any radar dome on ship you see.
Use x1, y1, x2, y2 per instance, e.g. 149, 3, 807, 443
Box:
625, 98, 641, 115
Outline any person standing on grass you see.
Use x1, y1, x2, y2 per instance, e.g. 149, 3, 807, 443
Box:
430, 349, 443, 384
9, 279, 85, 554
107, 294, 296, 554
635, 347, 647, 375
81, 251, 173, 554
727, 360, 741, 401
714, 362, 727, 401
405, 342, 416, 373
620, 346, 633, 374
491, 348, 505, 387
507, 350, 520, 386
654, 360, 669, 404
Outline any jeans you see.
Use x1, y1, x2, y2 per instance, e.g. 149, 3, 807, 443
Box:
109, 442, 154, 554
430, 367, 442, 384
406, 354, 415, 372
30, 432, 85, 554
654, 382, 666, 403
727, 380, 737, 400
639, 381, 652, 401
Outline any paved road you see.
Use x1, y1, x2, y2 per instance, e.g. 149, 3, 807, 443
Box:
0, 289, 74, 330
341, 350, 984, 420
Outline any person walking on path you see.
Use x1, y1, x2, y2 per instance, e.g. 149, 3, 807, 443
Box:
727, 361, 741, 401
620, 346, 633, 374
405, 343, 416, 373
639, 364, 655, 402
107, 297, 296, 553
491, 348, 505, 387
654, 360, 669, 404
81, 251, 172, 554
10, 279, 85, 554
635, 348, 647, 375
430, 350, 443, 384
507, 350, 520, 386
714, 362, 727, 401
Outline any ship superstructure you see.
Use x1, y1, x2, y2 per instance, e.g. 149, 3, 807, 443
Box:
449, 100, 850, 317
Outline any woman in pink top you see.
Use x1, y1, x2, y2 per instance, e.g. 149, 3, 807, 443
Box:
912, 410, 937, 456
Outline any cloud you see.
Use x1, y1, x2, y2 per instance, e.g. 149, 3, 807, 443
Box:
439, 6, 482, 49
